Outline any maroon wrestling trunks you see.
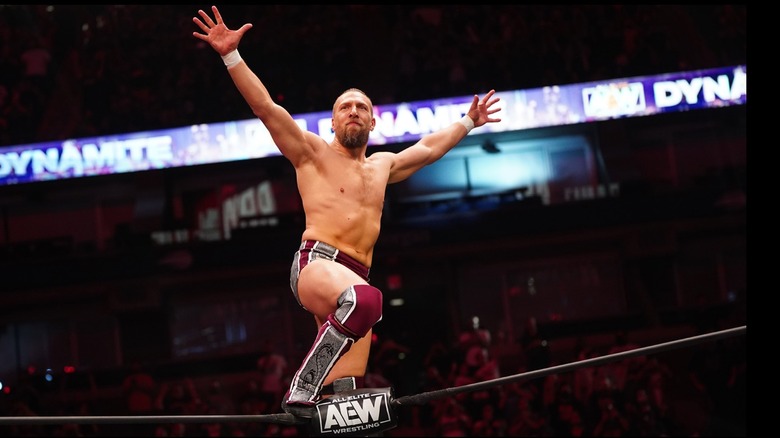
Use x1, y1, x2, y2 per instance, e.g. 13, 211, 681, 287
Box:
289, 240, 371, 307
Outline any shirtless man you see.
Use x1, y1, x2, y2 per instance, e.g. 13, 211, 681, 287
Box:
192, 5, 502, 418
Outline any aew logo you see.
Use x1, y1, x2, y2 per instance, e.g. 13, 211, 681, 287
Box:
313, 388, 397, 436
582, 82, 646, 119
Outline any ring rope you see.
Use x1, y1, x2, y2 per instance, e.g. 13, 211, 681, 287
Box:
0, 412, 306, 426
392, 324, 746, 406
0, 325, 745, 426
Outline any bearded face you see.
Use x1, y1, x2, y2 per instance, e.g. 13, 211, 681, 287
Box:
339, 126, 371, 149
332, 89, 375, 149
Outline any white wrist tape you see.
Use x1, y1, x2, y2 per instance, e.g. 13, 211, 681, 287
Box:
458, 115, 475, 133
221, 50, 242, 68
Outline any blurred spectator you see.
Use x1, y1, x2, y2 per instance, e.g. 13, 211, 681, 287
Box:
451, 317, 502, 419
371, 334, 411, 391
204, 378, 235, 416
4, 399, 45, 437
572, 339, 598, 406
121, 361, 158, 436
549, 394, 587, 437
255, 339, 288, 412
155, 378, 202, 415
237, 378, 266, 413
625, 388, 670, 437
422, 339, 457, 388
687, 338, 745, 436
634, 356, 673, 417
434, 398, 472, 437
364, 361, 392, 389
586, 376, 632, 437
520, 317, 550, 372
19, 34, 53, 93
520, 316, 551, 398
122, 361, 157, 415
590, 391, 631, 437
50, 402, 100, 437
601, 330, 641, 392
506, 390, 550, 436
457, 315, 492, 361
236, 378, 269, 436
471, 402, 508, 437
3, 78, 45, 145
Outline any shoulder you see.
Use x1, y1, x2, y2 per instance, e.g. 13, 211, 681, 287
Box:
290, 133, 331, 167
367, 151, 399, 172
367, 150, 396, 164
303, 131, 330, 153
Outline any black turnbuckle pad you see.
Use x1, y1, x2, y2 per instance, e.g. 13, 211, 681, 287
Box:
310, 387, 397, 436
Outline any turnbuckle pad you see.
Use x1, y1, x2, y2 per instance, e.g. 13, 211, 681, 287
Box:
310, 387, 397, 436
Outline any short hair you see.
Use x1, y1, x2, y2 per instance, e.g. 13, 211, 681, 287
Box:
339, 87, 370, 100
333, 88, 374, 114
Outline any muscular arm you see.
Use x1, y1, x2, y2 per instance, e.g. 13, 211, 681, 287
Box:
225, 62, 323, 166
193, 6, 321, 166
389, 90, 502, 183
388, 119, 471, 183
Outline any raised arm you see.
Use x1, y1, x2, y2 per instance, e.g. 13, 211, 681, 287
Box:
388, 90, 502, 183
192, 6, 321, 166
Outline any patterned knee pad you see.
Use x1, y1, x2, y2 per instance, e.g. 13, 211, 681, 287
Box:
328, 284, 383, 338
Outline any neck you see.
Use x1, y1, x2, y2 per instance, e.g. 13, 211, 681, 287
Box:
331, 140, 367, 159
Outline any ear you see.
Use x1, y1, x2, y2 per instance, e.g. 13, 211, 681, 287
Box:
331, 118, 335, 133
370, 116, 376, 131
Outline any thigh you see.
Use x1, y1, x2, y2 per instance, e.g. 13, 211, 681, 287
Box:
297, 259, 368, 320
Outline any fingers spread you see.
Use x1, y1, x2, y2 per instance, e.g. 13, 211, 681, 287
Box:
198, 9, 216, 28
212, 5, 224, 24
192, 16, 210, 33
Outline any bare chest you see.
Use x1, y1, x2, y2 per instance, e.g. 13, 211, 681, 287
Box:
300, 154, 390, 206
326, 160, 386, 203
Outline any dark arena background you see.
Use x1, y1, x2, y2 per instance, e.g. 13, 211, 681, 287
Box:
0, 5, 745, 437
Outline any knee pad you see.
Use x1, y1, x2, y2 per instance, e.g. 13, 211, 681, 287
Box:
328, 284, 383, 339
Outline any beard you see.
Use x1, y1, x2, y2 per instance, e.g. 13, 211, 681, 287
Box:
339, 127, 370, 149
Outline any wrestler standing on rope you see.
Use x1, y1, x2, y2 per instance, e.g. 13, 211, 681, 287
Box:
192, 5, 502, 418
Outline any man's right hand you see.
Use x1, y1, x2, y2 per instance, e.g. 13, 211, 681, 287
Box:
192, 5, 253, 57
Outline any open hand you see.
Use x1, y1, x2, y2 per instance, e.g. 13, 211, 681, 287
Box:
468, 89, 502, 128
192, 5, 252, 56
